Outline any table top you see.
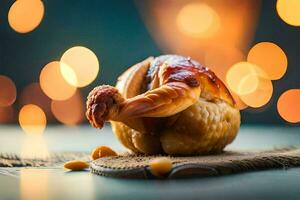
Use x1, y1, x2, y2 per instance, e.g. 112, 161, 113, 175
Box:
1, 125, 300, 200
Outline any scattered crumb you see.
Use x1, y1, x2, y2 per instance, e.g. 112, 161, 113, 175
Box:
149, 157, 173, 177
64, 160, 89, 171
91, 146, 118, 160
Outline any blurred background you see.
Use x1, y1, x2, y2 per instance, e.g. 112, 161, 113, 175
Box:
0, 0, 299, 135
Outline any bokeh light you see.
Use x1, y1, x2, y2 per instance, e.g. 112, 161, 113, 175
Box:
0, 106, 14, 123
277, 89, 300, 123
19, 104, 46, 134
51, 90, 85, 125
40, 61, 76, 100
276, 0, 300, 26
8, 0, 44, 33
240, 78, 273, 108
176, 3, 220, 38
247, 42, 288, 80
21, 135, 49, 159
238, 74, 260, 95
19, 83, 54, 121
0, 75, 17, 107
226, 62, 263, 95
226, 60, 274, 108
230, 92, 248, 110
60, 46, 100, 87
20, 169, 49, 199
204, 46, 245, 82
136, 0, 259, 64
59, 62, 78, 86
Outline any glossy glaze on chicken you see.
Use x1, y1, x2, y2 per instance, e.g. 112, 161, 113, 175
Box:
86, 55, 240, 155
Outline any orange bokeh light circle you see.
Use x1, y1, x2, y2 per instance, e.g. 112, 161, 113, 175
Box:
176, 3, 220, 38
8, 0, 45, 33
276, 0, 300, 26
226, 61, 273, 108
240, 78, 273, 108
277, 89, 300, 123
60, 46, 100, 87
51, 90, 85, 125
247, 42, 287, 80
40, 61, 76, 101
0, 75, 17, 107
19, 104, 47, 134
226, 62, 265, 96
19, 83, 54, 121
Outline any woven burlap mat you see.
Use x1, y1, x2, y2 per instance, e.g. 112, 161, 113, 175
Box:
91, 148, 300, 179
0, 152, 89, 168
1, 148, 300, 179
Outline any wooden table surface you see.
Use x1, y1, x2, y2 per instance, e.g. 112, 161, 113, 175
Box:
1, 125, 300, 200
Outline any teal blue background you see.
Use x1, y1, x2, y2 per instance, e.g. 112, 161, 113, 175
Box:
0, 0, 299, 125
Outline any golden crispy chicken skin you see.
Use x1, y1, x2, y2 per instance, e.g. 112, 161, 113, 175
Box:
86, 55, 240, 155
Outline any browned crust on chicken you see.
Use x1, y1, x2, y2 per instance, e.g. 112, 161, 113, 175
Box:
86, 55, 240, 155
146, 55, 235, 106
86, 85, 124, 129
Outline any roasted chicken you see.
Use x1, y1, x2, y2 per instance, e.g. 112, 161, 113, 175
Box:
86, 55, 240, 155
